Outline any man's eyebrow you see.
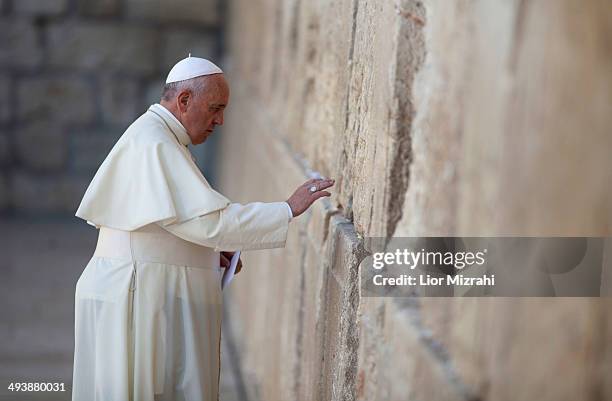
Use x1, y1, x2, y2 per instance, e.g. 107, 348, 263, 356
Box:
210, 104, 226, 108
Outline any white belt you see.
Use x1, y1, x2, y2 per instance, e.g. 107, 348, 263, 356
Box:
93, 223, 220, 269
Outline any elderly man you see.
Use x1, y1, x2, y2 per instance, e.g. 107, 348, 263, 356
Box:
71, 56, 334, 401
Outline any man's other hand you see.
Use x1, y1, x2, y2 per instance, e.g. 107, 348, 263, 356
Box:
221, 251, 243, 274
286, 178, 335, 218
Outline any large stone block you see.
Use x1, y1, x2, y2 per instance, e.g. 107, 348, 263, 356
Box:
229, 244, 304, 401
14, 0, 68, 16
334, 0, 425, 239
77, 0, 120, 16
126, 0, 219, 26
100, 76, 140, 127
283, 0, 354, 174
416, 298, 611, 401
320, 216, 366, 401
0, 19, 42, 69
418, 298, 487, 396
396, 0, 612, 237
294, 240, 331, 400
70, 129, 121, 172
356, 298, 468, 401
390, 300, 466, 401
17, 77, 95, 124
15, 121, 67, 170
161, 29, 217, 71
486, 299, 607, 401
48, 22, 157, 75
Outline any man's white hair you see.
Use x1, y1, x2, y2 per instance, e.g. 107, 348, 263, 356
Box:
161, 76, 209, 102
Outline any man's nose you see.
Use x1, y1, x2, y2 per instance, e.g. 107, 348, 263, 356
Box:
214, 112, 224, 126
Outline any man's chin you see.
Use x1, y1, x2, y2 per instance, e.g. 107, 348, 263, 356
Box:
196, 135, 210, 145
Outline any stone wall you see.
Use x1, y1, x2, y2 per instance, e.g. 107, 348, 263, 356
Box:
219, 1, 612, 400
0, 0, 223, 215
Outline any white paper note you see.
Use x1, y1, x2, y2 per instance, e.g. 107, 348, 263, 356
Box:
221, 251, 241, 290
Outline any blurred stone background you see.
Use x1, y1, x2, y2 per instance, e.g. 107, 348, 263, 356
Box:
0, 0, 224, 215
1, 0, 612, 401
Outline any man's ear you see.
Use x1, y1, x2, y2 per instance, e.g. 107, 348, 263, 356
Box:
177, 91, 191, 112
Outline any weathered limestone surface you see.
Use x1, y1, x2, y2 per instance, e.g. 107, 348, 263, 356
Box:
391, 3, 612, 399
396, 0, 612, 237
221, 0, 612, 400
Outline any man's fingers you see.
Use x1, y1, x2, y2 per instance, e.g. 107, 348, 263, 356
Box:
317, 180, 335, 190
302, 178, 318, 187
290, 178, 334, 217
220, 254, 231, 268
312, 191, 331, 201
303, 178, 334, 189
303, 178, 335, 193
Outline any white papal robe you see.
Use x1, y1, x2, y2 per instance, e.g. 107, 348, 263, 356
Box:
71, 103, 292, 401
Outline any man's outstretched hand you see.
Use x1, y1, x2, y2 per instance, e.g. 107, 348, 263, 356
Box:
286, 178, 335, 218
221, 251, 242, 274
219, 178, 334, 272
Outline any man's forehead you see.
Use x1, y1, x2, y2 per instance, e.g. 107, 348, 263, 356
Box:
207, 74, 228, 88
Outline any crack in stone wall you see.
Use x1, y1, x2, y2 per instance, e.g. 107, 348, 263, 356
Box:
385, 0, 426, 241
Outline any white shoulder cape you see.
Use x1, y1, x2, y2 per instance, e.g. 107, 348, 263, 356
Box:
75, 106, 230, 230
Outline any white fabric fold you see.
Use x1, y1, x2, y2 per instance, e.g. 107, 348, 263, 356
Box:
161, 201, 290, 252
284, 201, 294, 221
75, 105, 230, 231
72, 224, 224, 401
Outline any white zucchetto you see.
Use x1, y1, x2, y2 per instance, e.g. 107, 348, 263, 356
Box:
165, 55, 223, 84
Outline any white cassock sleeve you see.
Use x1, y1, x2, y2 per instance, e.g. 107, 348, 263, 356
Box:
159, 201, 293, 252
